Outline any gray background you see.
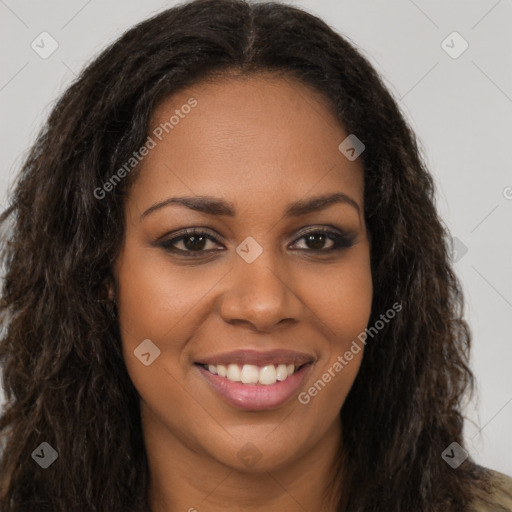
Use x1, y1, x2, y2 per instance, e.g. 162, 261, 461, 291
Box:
1, 0, 511, 475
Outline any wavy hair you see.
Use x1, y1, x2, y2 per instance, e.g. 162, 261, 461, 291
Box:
0, 0, 499, 510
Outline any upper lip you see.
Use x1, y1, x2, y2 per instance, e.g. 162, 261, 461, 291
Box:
196, 349, 315, 367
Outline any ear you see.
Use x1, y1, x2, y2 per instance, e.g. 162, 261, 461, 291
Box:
107, 280, 115, 301
99, 275, 116, 301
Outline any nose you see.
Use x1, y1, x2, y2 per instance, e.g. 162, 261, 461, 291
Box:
218, 247, 303, 332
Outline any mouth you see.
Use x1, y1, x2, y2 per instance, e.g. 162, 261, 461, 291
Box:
197, 362, 308, 386
194, 350, 314, 411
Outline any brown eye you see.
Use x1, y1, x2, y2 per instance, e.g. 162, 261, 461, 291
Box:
159, 230, 223, 255
159, 227, 355, 257
181, 234, 209, 251
303, 233, 331, 250
290, 229, 355, 251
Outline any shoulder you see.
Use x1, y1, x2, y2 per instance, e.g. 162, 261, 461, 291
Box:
470, 467, 512, 512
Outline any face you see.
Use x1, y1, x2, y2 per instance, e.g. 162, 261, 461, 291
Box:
113, 73, 373, 473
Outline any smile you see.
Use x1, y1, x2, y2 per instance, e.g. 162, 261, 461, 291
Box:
201, 363, 299, 385
195, 349, 314, 411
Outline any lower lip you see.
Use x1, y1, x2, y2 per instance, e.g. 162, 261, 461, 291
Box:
196, 363, 312, 411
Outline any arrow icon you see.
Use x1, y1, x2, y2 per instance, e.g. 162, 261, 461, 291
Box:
134, 339, 161, 366
237, 442, 263, 467
31, 32, 59, 59
441, 441, 468, 468
339, 134, 365, 161
236, 237, 263, 263
31, 442, 58, 468
441, 32, 468, 59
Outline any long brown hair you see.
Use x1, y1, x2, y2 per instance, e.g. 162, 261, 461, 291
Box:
0, 0, 500, 510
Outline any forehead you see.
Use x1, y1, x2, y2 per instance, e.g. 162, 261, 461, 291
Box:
129, 73, 364, 217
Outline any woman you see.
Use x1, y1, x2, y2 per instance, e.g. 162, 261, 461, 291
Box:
0, 0, 510, 510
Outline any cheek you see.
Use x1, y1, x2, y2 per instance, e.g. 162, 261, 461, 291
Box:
307, 248, 373, 345
115, 242, 216, 346
114, 244, 239, 420
114, 245, 198, 397
298, 251, 372, 414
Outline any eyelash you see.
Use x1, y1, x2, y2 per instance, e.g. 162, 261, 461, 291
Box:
158, 227, 355, 257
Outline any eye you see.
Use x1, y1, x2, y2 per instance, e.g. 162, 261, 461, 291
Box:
159, 229, 223, 255
158, 227, 355, 257
290, 228, 355, 251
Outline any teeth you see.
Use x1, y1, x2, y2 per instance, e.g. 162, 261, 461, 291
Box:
204, 363, 299, 385
259, 365, 277, 385
276, 364, 287, 381
227, 364, 241, 382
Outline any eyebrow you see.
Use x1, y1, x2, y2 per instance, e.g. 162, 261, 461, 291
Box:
140, 192, 360, 220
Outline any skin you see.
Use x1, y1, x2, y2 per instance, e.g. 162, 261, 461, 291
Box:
112, 73, 373, 512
